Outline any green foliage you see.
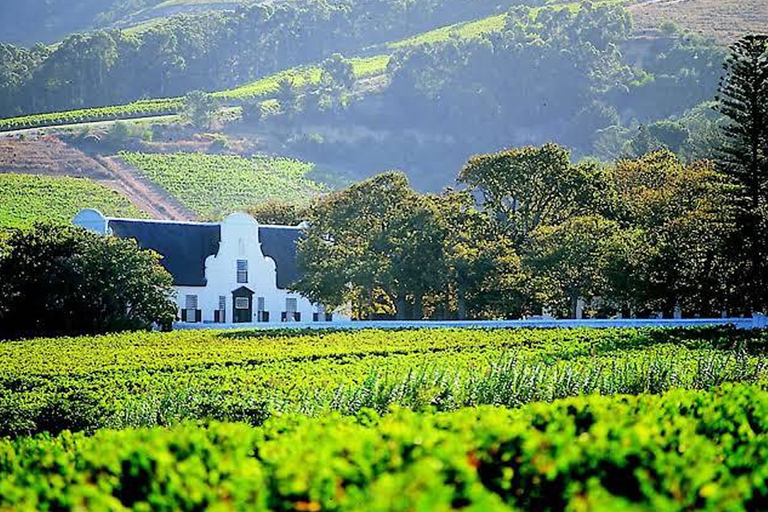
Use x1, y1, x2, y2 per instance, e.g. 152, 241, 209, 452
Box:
0, 173, 144, 229
247, 200, 309, 226
119, 152, 326, 220
5, 382, 768, 510
0, 223, 176, 340
296, 173, 523, 319
459, 144, 603, 244
0, 98, 182, 132
715, 35, 768, 312
526, 216, 632, 317
182, 90, 219, 130
603, 151, 736, 315
0, 326, 765, 437
275, 78, 300, 117
107, 120, 132, 145
321, 53, 355, 91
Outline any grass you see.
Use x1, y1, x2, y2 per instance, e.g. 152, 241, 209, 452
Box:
0, 173, 145, 229
118, 152, 327, 219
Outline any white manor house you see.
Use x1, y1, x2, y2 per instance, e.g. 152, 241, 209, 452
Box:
74, 209, 346, 325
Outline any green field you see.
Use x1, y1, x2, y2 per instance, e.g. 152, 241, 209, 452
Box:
0, 98, 181, 133
1, 326, 764, 436
0, 173, 144, 229
4, 384, 768, 511
119, 152, 326, 219
1, 326, 768, 510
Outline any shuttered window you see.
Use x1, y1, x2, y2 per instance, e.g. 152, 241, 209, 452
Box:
237, 260, 248, 283
185, 295, 198, 310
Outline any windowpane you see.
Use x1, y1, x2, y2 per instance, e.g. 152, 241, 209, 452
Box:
237, 260, 248, 283
218, 296, 226, 311
235, 297, 250, 310
185, 295, 198, 310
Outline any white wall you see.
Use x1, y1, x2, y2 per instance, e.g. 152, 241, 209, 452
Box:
175, 213, 329, 324
75, 209, 347, 325
175, 315, 768, 331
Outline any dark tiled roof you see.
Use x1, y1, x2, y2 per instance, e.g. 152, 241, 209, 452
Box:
108, 220, 221, 287
259, 226, 302, 289
106, 219, 303, 290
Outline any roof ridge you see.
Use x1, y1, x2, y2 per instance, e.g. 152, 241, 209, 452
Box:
106, 217, 304, 230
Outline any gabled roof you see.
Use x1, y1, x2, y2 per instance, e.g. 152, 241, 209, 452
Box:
259, 226, 302, 289
108, 219, 221, 287
100, 215, 303, 290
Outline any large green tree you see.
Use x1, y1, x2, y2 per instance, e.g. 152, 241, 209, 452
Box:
606, 151, 735, 316
525, 216, 631, 318
458, 143, 604, 245
432, 191, 525, 320
295, 172, 439, 319
294, 173, 524, 320
0, 224, 176, 339
715, 35, 768, 312
182, 90, 219, 130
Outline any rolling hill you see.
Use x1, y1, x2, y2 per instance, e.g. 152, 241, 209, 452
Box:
118, 152, 327, 220
0, 173, 145, 229
0, 0, 254, 45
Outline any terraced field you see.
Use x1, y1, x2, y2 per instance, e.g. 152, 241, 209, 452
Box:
0, 173, 145, 229
119, 152, 327, 219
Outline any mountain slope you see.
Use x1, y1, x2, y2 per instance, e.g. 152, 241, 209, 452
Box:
0, 137, 193, 220
629, 0, 768, 42
0, 173, 145, 229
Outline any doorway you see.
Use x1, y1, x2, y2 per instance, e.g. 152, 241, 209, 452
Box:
232, 286, 254, 323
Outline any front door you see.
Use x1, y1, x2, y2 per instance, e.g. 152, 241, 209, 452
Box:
232, 286, 254, 323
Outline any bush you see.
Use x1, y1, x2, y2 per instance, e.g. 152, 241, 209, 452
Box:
4, 384, 768, 510
182, 90, 219, 130
0, 223, 176, 339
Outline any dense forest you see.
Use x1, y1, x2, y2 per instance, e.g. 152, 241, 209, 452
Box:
274, 4, 726, 188
0, 0, 525, 117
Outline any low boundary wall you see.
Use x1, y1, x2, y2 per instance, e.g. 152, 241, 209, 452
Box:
175, 315, 767, 331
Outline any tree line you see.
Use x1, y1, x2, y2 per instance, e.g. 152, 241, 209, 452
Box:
274, 3, 725, 190
0, 0, 524, 119
268, 35, 768, 320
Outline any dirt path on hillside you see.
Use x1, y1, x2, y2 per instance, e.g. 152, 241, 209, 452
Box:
94, 155, 195, 221
0, 136, 195, 221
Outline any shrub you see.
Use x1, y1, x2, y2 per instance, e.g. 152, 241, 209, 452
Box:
4, 384, 768, 511
0, 223, 176, 339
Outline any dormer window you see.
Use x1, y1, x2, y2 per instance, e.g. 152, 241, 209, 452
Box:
237, 260, 248, 283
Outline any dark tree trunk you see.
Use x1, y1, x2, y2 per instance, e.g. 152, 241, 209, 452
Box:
396, 296, 407, 321
413, 294, 423, 320
457, 286, 467, 321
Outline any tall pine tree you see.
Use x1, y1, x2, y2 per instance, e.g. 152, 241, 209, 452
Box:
716, 35, 768, 313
